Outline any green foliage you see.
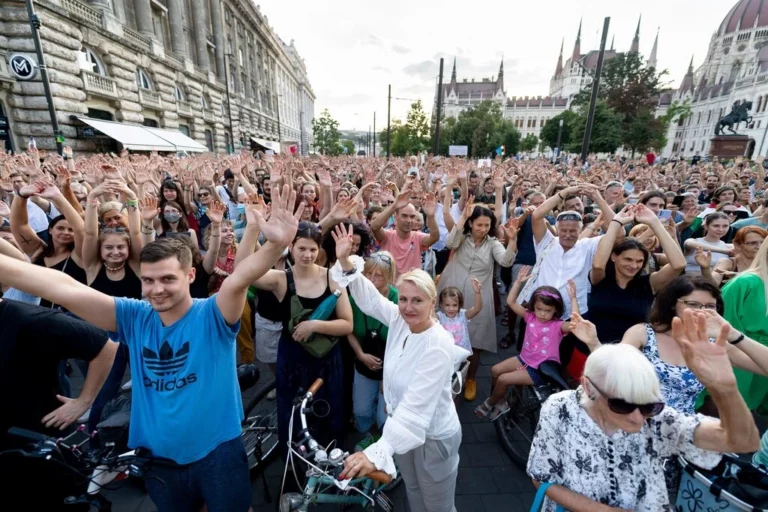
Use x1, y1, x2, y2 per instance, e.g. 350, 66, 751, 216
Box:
573, 51, 670, 153
539, 110, 578, 150
521, 134, 539, 152
340, 139, 356, 155
432, 100, 521, 157
381, 101, 431, 157
654, 99, 693, 150
311, 109, 343, 155
567, 101, 623, 154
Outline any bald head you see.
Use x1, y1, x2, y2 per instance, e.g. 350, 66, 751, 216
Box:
396, 203, 420, 234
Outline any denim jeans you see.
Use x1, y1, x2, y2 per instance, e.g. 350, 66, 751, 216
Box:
144, 436, 251, 512
353, 369, 387, 433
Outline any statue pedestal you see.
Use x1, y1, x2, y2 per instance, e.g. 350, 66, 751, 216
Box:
709, 135, 750, 158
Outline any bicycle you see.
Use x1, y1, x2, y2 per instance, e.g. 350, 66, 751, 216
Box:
279, 378, 396, 512
494, 360, 571, 468
241, 375, 279, 502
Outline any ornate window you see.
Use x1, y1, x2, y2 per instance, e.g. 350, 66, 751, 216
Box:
174, 85, 185, 102
136, 68, 152, 90
201, 93, 209, 110
84, 47, 107, 76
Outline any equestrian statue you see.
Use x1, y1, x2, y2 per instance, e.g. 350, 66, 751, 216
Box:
715, 101, 753, 135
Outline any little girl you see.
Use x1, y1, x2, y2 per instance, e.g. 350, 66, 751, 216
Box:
475, 267, 577, 420
437, 276, 482, 360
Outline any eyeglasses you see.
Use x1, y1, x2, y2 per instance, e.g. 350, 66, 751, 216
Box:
556, 211, 582, 222
723, 210, 737, 215
677, 299, 718, 310
368, 252, 393, 266
743, 240, 764, 248
586, 377, 665, 417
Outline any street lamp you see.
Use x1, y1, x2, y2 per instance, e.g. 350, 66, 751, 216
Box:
223, 53, 236, 154
555, 118, 564, 160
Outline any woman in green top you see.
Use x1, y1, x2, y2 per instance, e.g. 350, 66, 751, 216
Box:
348, 250, 398, 436
723, 236, 768, 411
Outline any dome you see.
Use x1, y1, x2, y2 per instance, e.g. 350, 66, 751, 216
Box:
718, 0, 768, 35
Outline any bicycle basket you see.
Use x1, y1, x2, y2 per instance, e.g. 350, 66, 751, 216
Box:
676, 455, 768, 511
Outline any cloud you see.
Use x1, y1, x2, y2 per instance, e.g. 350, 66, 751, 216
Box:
403, 60, 439, 80
402, 83, 434, 95
363, 34, 383, 46
373, 66, 391, 73
392, 44, 411, 54
316, 92, 373, 106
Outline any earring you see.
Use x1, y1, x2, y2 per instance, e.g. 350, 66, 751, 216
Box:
589, 395, 597, 401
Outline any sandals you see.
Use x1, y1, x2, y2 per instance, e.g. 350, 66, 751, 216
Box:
499, 336, 512, 349
489, 402, 511, 421
474, 399, 493, 418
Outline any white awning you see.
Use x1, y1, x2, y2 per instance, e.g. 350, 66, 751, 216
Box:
251, 137, 281, 154
77, 117, 176, 152
145, 127, 208, 153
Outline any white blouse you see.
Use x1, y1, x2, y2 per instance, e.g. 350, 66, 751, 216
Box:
332, 258, 463, 477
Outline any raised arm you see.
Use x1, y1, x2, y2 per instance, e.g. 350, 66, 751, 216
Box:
464, 277, 483, 320
10, 184, 48, 257
591, 206, 633, 286
0, 253, 117, 331
82, 195, 102, 273
202, 200, 227, 274
420, 193, 440, 248
506, 266, 530, 318
532, 185, 579, 244
139, 197, 158, 247
217, 184, 301, 325
369, 189, 409, 242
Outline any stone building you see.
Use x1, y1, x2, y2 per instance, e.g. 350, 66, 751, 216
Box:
0, 0, 315, 154
661, 0, 768, 159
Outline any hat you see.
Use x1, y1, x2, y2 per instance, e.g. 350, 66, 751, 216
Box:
223, 169, 235, 180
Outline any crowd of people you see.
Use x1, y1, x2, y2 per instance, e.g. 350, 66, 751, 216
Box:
1, 146, 768, 511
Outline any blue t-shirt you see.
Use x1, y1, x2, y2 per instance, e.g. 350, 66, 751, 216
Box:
115, 296, 242, 464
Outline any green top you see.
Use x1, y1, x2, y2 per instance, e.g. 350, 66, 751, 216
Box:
350, 284, 398, 341
723, 272, 768, 410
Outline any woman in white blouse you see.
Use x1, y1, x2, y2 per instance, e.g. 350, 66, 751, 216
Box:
332, 224, 466, 512
527, 311, 759, 511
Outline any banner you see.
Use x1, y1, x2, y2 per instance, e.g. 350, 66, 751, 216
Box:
448, 145, 468, 156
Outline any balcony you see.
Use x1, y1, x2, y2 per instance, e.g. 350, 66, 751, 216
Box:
138, 88, 162, 109
176, 100, 193, 117
123, 27, 151, 52
81, 70, 119, 99
61, 0, 102, 27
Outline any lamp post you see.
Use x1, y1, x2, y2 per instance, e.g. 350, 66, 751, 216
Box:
24, 0, 63, 155
555, 118, 564, 161
581, 17, 611, 163
223, 53, 235, 154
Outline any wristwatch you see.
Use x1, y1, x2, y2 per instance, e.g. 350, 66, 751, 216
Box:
342, 267, 358, 277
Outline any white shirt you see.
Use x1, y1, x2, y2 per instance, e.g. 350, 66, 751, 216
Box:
215, 185, 245, 220
519, 229, 602, 319
344, 269, 463, 477
432, 203, 449, 251
22, 196, 60, 233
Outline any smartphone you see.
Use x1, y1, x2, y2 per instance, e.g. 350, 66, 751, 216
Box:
60, 430, 91, 451
672, 195, 686, 208
583, 206, 594, 215
658, 209, 673, 221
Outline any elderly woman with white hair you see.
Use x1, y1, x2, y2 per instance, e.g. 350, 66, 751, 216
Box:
331, 225, 468, 512
527, 310, 760, 512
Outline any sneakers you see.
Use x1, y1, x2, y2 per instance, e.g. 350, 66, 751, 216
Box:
354, 432, 379, 453
464, 379, 477, 401
267, 388, 277, 400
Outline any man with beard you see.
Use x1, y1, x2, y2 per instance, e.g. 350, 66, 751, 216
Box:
700, 174, 720, 204
0, 185, 301, 512
369, 187, 439, 275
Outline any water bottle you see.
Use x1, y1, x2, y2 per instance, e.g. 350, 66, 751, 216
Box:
28, 137, 36, 151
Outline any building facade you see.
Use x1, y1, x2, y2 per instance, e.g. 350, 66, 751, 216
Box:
436, 16, 668, 147
661, 0, 768, 160
0, 0, 314, 154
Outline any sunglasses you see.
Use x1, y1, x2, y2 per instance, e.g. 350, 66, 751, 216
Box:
723, 210, 737, 215
556, 211, 583, 222
198, 192, 210, 198
368, 252, 393, 265
586, 377, 665, 417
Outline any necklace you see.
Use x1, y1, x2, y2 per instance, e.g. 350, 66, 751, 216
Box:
105, 261, 126, 272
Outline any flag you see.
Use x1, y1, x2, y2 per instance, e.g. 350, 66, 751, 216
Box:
496, 145, 505, 156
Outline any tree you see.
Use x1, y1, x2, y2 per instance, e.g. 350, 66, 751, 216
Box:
312, 108, 343, 155
403, 100, 430, 154
573, 51, 669, 154
567, 101, 623, 154
340, 139, 356, 155
539, 110, 579, 150
653, 99, 693, 151
521, 134, 539, 152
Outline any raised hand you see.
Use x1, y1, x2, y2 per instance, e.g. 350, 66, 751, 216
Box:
613, 205, 635, 226
460, 195, 475, 222
570, 312, 600, 350
316, 167, 332, 188
139, 197, 159, 223
470, 276, 482, 294
0, 201, 10, 217
694, 247, 711, 269
101, 164, 123, 182
393, 188, 411, 210
566, 279, 577, 299
422, 193, 437, 216
671, 310, 734, 390
501, 217, 520, 241
207, 200, 226, 225
331, 222, 355, 262
516, 265, 531, 284
36, 178, 61, 200
633, 204, 659, 226
258, 184, 300, 246
683, 207, 699, 224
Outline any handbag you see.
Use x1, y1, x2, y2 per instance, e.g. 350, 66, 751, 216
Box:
286, 269, 338, 359
529, 482, 565, 512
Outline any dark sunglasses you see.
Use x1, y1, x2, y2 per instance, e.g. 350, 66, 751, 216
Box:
586, 377, 664, 417
368, 252, 393, 265
556, 211, 583, 222
198, 192, 210, 198
101, 227, 128, 234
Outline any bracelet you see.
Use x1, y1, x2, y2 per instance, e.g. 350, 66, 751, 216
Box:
558, 192, 565, 200
729, 332, 745, 345
125, 199, 138, 208
611, 219, 623, 226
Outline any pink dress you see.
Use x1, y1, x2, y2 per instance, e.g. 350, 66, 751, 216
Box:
519, 311, 565, 369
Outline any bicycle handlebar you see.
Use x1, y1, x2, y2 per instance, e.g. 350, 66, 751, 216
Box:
7, 427, 49, 444
366, 470, 393, 485
308, 378, 324, 396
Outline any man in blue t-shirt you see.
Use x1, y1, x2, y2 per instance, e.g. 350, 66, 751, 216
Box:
0, 185, 302, 512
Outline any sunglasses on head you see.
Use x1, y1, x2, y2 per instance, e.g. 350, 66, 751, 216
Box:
368, 252, 393, 265
556, 211, 582, 222
101, 227, 128, 234
586, 377, 664, 417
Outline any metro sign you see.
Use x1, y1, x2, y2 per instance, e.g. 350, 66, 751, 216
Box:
8, 54, 38, 80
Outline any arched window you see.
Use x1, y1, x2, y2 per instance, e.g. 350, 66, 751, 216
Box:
174, 85, 185, 102
84, 47, 107, 76
201, 94, 209, 110
136, 68, 152, 90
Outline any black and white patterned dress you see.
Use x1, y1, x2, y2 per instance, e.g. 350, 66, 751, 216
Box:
526, 390, 722, 511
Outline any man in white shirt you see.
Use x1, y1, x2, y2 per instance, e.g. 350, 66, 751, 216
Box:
215, 169, 247, 220
9, 173, 59, 238
518, 184, 617, 320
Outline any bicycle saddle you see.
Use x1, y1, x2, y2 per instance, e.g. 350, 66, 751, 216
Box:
537, 361, 570, 391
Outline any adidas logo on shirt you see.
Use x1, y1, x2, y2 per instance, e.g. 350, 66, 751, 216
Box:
142, 341, 197, 392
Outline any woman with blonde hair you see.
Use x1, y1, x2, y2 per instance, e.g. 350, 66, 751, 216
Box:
723, 236, 768, 410
332, 224, 468, 512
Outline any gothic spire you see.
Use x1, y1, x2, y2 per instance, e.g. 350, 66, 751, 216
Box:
450, 57, 456, 84
555, 38, 564, 77
610, 34, 615, 51
572, 18, 582, 62
647, 27, 659, 69
630, 14, 641, 53
497, 56, 504, 92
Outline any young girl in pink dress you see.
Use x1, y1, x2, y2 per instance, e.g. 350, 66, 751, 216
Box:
475, 267, 578, 420
436, 276, 482, 362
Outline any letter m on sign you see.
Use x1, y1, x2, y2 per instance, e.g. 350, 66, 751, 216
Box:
12, 59, 29, 76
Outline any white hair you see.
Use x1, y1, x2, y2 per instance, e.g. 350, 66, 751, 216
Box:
581, 344, 662, 406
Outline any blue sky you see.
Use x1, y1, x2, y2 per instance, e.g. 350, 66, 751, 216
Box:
258, 0, 735, 129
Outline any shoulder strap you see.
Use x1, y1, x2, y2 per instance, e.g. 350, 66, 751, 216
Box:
326, 267, 330, 288
285, 268, 296, 295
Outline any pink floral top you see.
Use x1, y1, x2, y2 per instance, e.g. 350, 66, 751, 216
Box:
519, 311, 565, 369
